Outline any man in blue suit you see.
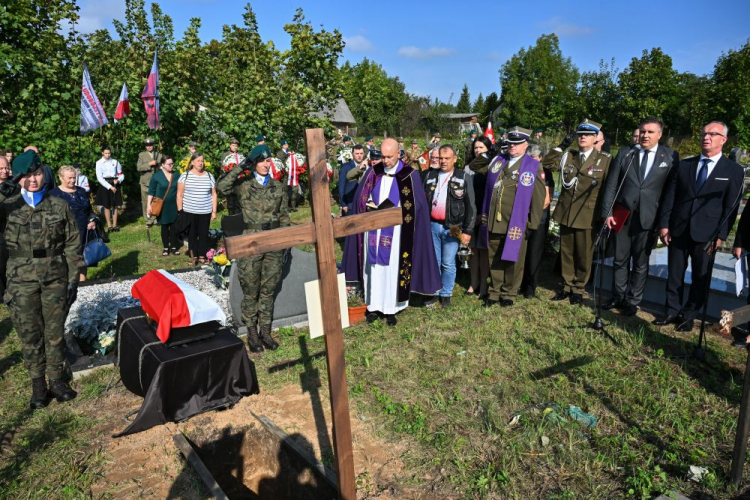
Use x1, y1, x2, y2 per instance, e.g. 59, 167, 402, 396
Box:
655, 121, 744, 331
338, 144, 366, 216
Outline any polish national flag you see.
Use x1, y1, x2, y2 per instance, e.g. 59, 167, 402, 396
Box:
114, 83, 130, 122
418, 150, 430, 171
131, 270, 227, 342
484, 121, 495, 144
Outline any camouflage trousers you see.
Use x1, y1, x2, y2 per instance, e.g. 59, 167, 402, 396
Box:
140, 171, 156, 227
238, 250, 284, 326
7, 278, 67, 380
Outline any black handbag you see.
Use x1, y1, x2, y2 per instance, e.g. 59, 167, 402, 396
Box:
83, 229, 112, 266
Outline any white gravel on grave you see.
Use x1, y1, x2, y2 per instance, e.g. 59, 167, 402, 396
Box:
65, 267, 231, 346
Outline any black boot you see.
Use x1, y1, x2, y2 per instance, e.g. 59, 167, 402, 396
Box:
259, 325, 279, 351
49, 379, 77, 403
247, 324, 264, 352
30, 377, 50, 410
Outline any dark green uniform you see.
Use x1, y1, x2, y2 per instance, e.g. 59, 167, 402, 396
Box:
137, 149, 163, 225
544, 147, 612, 294
1, 193, 83, 380
216, 166, 290, 327
486, 155, 546, 301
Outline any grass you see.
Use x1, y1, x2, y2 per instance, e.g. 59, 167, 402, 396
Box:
2, 199, 750, 498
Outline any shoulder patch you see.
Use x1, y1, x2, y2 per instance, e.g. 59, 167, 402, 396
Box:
601, 151, 611, 157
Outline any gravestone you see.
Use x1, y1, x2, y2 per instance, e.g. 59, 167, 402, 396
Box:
228, 248, 320, 333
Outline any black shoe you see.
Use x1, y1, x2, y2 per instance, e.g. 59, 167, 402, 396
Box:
732, 339, 750, 348
424, 297, 439, 309
602, 298, 624, 310
246, 325, 264, 352
620, 303, 638, 317
569, 293, 583, 305
49, 379, 77, 403
552, 290, 570, 301
500, 299, 514, 307
676, 319, 695, 332
384, 314, 397, 326
30, 377, 50, 410
483, 298, 498, 307
259, 325, 279, 351
366, 311, 380, 324
523, 288, 536, 299
440, 296, 452, 308
653, 314, 681, 326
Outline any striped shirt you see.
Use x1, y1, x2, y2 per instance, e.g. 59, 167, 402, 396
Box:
178, 170, 215, 214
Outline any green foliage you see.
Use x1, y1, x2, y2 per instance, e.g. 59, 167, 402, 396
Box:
577, 59, 620, 132
712, 39, 750, 147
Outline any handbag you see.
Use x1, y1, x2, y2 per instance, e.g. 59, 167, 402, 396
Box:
83, 229, 112, 266
150, 170, 173, 217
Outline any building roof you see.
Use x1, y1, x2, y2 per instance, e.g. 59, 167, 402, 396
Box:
312, 98, 356, 124
438, 113, 479, 119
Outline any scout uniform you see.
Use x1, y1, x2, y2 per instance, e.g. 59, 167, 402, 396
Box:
1, 151, 83, 409
221, 137, 241, 164
136, 138, 163, 226
480, 127, 546, 305
544, 119, 612, 303
216, 145, 290, 353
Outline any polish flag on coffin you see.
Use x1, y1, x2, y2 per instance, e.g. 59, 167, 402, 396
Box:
131, 270, 227, 342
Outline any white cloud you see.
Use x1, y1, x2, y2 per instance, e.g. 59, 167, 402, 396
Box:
343, 35, 374, 52
397, 46, 456, 60
76, 0, 125, 34
541, 17, 594, 37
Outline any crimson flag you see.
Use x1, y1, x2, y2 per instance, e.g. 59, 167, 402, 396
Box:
113, 83, 130, 122
484, 121, 495, 144
141, 51, 160, 129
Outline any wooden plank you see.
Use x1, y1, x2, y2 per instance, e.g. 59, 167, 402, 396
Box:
305, 128, 356, 500
225, 222, 316, 259
729, 304, 750, 327
331, 207, 402, 238
172, 433, 229, 500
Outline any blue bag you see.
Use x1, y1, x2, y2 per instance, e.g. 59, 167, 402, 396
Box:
83, 229, 112, 266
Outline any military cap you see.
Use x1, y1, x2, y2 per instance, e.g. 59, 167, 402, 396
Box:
229, 137, 239, 144
249, 144, 272, 161
369, 149, 382, 161
469, 130, 477, 136
576, 118, 602, 135
506, 126, 532, 144
12, 150, 42, 177
255, 134, 265, 142
188, 141, 198, 147
144, 137, 156, 145
411, 139, 418, 144
365, 135, 373, 142
281, 139, 288, 146
433, 133, 442, 139
398, 136, 404, 141
343, 135, 351, 142
498, 129, 506, 135
533, 127, 544, 134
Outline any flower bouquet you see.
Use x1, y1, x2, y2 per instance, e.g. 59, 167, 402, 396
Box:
180, 156, 213, 174
337, 147, 353, 164
222, 152, 249, 178
207, 247, 233, 289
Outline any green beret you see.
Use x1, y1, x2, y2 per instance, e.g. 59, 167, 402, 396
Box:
365, 136, 373, 142
249, 145, 272, 161
255, 134, 265, 142
12, 150, 42, 177
281, 139, 288, 146
343, 135, 351, 142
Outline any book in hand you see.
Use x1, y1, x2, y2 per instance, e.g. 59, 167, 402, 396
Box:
611, 204, 631, 232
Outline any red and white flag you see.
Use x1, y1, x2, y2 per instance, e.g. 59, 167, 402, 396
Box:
141, 51, 160, 129
287, 153, 299, 187
79, 63, 108, 133
484, 121, 495, 144
113, 83, 130, 122
131, 270, 227, 342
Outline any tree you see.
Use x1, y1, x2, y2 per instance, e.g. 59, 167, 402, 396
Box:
455, 84, 471, 113
497, 34, 579, 131
711, 39, 750, 146
472, 93, 484, 114
577, 59, 620, 135
480, 92, 501, 125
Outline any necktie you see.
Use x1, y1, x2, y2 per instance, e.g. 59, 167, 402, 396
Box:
696, 158, 710, 191
639, 150, 650, 179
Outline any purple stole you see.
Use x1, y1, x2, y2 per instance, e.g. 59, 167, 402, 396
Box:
480, 154, 538, 262
367, 163, 403, 265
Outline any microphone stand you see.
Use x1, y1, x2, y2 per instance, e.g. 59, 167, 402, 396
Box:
692, 183, 745, 360
588, 148, 638, 334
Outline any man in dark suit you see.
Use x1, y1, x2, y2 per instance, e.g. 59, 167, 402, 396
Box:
654, 121, 744, 331
600, 118, 680, 316
338, 144, 366, 216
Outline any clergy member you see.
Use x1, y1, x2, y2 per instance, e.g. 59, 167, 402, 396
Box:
342, 138, 440, 326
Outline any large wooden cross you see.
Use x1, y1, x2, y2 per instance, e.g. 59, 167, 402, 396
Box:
225, 129, 402, 500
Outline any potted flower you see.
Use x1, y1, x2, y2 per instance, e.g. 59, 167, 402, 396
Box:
346, 287, 367, 325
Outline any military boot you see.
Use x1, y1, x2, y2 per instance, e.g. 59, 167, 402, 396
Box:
30, 377, 50, 410
259, 325, 279, 351
247, 324, 264, 353
49, 379, 77, 403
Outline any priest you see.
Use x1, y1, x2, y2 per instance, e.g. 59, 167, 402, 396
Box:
342, 138, 440, 326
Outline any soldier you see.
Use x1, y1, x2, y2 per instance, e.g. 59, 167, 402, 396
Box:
1, 150, 83, 409
464, 129, 478, 162
544, 119, 612, 304
256, 134, 266, 146
276, 140, 291, 162
479, 127, 546, 307
216, 145, 290, 353
405, 139, 424, 170
221, 137, 241, 164
136, 138, 163, 226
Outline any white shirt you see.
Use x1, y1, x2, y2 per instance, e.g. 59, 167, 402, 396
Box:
76, 173, 90, 192
696, 151, 723, 180
95, 157, 124, 190
253, 171, 269, 186
638, 144, 659, 179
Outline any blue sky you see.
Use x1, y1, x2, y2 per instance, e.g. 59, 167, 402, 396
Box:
78, 0, 749, 103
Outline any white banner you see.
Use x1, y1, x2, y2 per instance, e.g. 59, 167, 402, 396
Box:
80, 63, 109, 134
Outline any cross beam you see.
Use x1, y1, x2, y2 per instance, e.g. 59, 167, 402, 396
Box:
225, 129, 402, 500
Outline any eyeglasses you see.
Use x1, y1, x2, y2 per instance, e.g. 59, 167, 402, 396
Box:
165, 162, 174, 166
700, 132, 726, 138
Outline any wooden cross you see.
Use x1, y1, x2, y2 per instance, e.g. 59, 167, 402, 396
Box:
225, 128, 402, 500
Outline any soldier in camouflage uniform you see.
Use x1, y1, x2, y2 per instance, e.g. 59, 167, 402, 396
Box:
136, 138, 164, 227
0, 150, 83, 410
405, 139, 424, 170
216, 145, 290, 353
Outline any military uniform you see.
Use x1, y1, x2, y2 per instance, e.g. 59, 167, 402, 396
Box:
544, 119, 612, 300
405, 144, 424, 170
216, 145, 290, 352
136, 141, 163, 226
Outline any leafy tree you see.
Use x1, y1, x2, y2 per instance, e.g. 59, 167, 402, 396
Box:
711, 39, 750, 146
455, 84, 471, 113
497, 34, 579, 131
577, 59, 620, 135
